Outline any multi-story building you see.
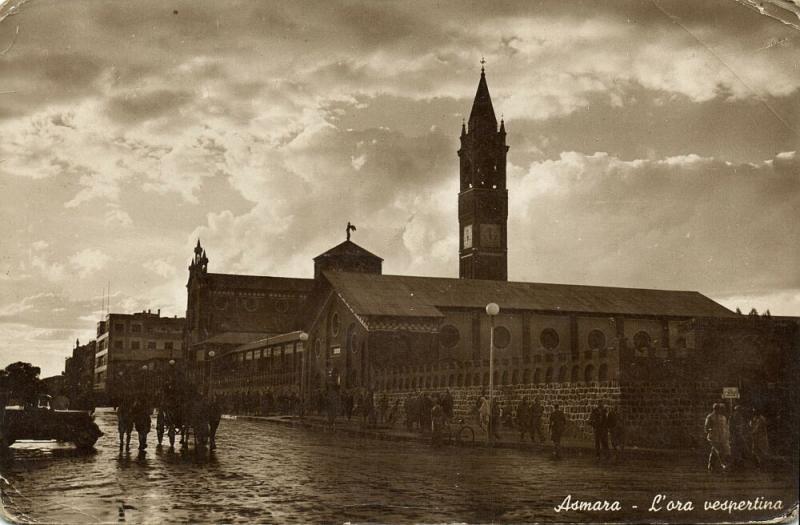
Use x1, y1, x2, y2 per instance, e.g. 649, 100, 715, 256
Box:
64, 338, 96, 409
94, 310, 185, 403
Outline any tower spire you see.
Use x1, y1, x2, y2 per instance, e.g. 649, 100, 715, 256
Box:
468, 61, 497, 134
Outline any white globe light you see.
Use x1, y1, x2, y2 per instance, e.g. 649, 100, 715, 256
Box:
486, 303, 500, 316
208, 350, 216, 358
299, 332, 309, 342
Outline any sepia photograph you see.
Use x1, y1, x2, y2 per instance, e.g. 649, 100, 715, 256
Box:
0, 0, 798, 523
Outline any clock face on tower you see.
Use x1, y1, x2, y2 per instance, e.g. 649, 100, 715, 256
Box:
480, 224, 501, 248
463, 225, 473, 249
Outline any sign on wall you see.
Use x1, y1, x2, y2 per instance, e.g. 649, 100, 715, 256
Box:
722, 387, 740, 399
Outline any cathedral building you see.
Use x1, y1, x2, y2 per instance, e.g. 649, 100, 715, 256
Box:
188, 68, 798, 449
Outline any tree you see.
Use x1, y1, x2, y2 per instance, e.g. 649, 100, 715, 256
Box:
2, 362, 42, 406
735, 307, 742, 315
748, 308, 759, 317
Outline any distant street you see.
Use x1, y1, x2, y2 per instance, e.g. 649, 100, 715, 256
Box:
1, 409, 796, 523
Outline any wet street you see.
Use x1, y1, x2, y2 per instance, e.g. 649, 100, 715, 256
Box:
1, 409, 796, 523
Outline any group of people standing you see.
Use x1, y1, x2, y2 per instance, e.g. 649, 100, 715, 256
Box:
115, 389, 222, 453
705, 402, 770, 471
588, 401, 625, 460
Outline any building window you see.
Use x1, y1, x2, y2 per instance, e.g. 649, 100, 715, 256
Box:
588, 329, 606, 350
131, 341, 140, 350
584, 364, 595, 383
523, 369, 531, 383
571, 365, 579, 382
114, 323, 125, 332
544, 367, 553, 383
114, 341, 123, 350
540, 328, 559, 350
533, 368, 541, 384
331, 312, 340, 337
558, 366, 567, 382
440, 325, 460, 348
633, 331, 651, 356
146, 341, 156, 350
598, 363, 608, 382
493, 326, 511, 349
165, 342, 173, 351
131, 324, 142, 333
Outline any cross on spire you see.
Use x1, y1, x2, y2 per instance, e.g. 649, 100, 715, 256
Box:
346, 221, 357, 241
480, 56, 486, 73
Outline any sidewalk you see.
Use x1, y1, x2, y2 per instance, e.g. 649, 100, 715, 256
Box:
229, 413, 697, 461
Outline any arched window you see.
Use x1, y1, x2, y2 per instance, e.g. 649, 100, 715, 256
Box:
511, 370, 519, 384
634, 331, 651, 357
584, 364, 595, 383
501, 371, 508, 385
558, 366, 567, 382
545, 367, 553, 383
571, 365, 579, 383
533, 368, 541, 384
474, 373, 480, 386
457, 374, 463, 387
598, 363, 608, 382
464, 374, 471, 387
449, 375, 455, 387
483, 372, 489, 386
523, 369, 531, 383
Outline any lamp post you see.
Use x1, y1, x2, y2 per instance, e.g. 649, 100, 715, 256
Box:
485, 302, 500, 445
206, 350, 216, 395
298, 332, 309, 418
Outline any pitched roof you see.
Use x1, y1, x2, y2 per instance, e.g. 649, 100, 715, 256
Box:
313, 240, 383, 262
323, 271, 737, 319
232, 331, 307, 353
206, 273, 314, 292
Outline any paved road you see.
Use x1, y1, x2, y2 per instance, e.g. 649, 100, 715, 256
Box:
0, 409, 796, 523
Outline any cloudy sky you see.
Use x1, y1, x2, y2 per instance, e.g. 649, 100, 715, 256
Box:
1, 0, 798, 377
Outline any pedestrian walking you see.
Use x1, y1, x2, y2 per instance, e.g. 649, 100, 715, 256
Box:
116, 397, 134, 450
730, 404, 750, 468
516, 397, 531, 442
704, 402, 731, 472
530, 397, 546, 442
156, 405, 166, 446
588, 401, 609, 459
420, 393, 433, 435
327, 385, 341, 431
431, 395, 445, 447
442, 389, 454, 422
208, 395, 222, 451
607, 407, 625, 460
549, 404, 567, 459
489, 397, 501, 441
750, 408, 770, 468
132, 398, 151, 452
478, 396, 490, 431
378, 393, 389, 425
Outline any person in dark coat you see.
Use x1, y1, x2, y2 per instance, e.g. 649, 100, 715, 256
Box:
607, 407, 625, 460
419, 393, 433, 434
132, 398, 152, 451
117, 397, 134, 450
730, 404, 750, 468
517, 397, 531, 442
208, 395, 222, 450
589, 401, 609, 458
489, 397, 501, 441
441, 389, 454, 422
530, 397, 546, 442
549, 404, 567, 459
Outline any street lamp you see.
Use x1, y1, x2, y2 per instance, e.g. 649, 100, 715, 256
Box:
486, 302, 500, 445
298, 332, 309, 418
206, 350, 216, 395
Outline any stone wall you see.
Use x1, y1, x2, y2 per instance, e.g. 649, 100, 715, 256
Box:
381, 382, 622, 441
379, 379, 724, 448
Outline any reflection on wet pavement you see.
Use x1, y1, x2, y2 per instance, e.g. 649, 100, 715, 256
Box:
1, 408, 796, 523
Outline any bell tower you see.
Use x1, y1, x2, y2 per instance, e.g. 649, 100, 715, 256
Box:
458, 63, 509, 281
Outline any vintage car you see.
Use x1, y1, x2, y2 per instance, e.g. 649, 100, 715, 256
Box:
0, 396, 103, 450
